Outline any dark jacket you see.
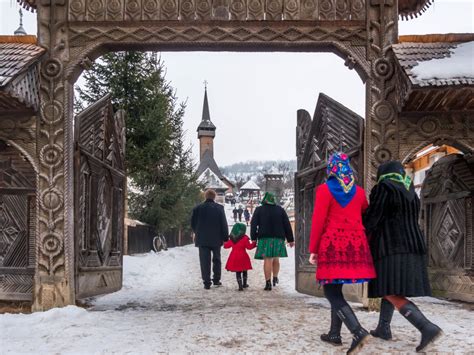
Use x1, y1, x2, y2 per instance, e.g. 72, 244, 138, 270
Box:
191, 199, 229, 247
363, 181, 427, 261
250, 204, 294, 242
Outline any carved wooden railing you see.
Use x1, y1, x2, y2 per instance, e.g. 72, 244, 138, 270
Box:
66, 0, 367, 22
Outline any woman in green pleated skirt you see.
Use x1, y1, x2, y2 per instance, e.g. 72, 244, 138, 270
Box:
250, 192, 295, 291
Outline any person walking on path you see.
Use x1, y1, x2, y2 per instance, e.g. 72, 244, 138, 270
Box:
237, 206, 244, 222
243, 208, 251, 226
363, 161, 442, 353
251, 192, 294, 291
191, 189, 229, 289
223, 223, 256, 291
232, 207, 238, 223
309, 152, 375, 355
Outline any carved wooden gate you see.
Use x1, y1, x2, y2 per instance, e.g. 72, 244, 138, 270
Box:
295, 93, 364, 302
421, 154, 474, 303
74, 95, 126, 299
0, 141, 36, 301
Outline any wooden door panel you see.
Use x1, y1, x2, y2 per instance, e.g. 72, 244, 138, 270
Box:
74, 96, 125, 299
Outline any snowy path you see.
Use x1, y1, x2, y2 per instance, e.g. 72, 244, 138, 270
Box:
1, 245, 473, 354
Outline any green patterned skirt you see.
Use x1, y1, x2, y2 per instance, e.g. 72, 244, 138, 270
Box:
255, 238, 288, 259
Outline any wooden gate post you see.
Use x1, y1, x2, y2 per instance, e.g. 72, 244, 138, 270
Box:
364, 0, 401, 308
33, 2, 75, 311
366, 0, 401, 187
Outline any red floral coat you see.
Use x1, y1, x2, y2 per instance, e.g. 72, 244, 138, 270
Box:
224, 235, 256, 272
309, 183, 376, 281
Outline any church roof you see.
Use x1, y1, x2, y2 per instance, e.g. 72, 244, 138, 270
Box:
196, 149, 223, 178
197, 88, 216, 131
198, 168, 228, 190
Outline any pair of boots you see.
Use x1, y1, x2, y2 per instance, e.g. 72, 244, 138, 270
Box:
320, 305, 370, 355
264, 276, 279, 291
236, 271, 248, 291
370, 299, 443, 352
321, 299, 442, 353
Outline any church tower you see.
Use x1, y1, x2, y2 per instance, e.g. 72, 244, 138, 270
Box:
197, 85, 216, 160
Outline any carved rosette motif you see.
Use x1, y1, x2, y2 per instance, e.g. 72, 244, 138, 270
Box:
143, 0, 160, 20
335, 0, 350, 20
161, 0, 179, 19
299, 0, 317, 20
180, 0, 196, 20
319, 0, 335, 19
35, 1, 74, 310
366, 0, 399, 186
229, 0, 246, 19
247, 0, 264, 19
266, 0, 283, 20
196, 0, 212, 19
283, 0, 299, 19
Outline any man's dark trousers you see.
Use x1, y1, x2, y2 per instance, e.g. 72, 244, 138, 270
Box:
199, 246, 221, 286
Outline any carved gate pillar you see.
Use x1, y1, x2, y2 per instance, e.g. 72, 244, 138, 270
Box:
33, 2, 75, 310
366, 0, 400, 187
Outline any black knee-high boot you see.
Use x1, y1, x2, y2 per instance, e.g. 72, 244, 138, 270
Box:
236, 272, 243, 291
399, 301, 442, 352
321, 308, 343, 346
370, 298, 394, 340
242, 271, 249, 288
336, 305, 370, 355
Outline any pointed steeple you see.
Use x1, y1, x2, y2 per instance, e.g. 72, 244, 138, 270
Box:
197, 83, 216, 131
197, 82, 216, 160
14, 9, 27, 36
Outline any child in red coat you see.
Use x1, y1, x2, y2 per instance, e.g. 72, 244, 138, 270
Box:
224, 223, 256, 291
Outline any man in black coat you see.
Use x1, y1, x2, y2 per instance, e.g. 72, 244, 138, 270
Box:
191, 189, 229, 289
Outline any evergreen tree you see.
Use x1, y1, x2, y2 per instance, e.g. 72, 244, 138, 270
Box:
76, 52, 201, 232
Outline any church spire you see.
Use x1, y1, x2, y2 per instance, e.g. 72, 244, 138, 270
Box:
197, 82, 216, 160
197, 82, 216, 132
14, 9, 27, 36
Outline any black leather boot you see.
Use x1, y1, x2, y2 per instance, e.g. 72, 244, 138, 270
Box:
236, 273, 243, 291
321, 308, 343, 346
243, 272, 249, 288
370, 298, 394, 340
264, 279, 272, 291
336, 305, 370, 355
272, 276, 279, 286
399, 301, 443, 352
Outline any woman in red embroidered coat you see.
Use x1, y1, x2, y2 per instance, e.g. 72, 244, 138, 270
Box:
224, 223, 256, 290
309, 152, 375, 355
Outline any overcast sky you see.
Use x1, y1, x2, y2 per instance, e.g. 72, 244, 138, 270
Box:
1, 0, 473, 165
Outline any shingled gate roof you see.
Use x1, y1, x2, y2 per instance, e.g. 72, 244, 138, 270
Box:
394, 35, 474, 88
0, 36, 45, 112
393, 34, 474, 112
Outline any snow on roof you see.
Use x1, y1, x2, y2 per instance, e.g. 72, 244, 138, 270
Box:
240, 180, 261, 191
411, 42, 474, 82
394, 40, 474, 87
198, 167, 228, 190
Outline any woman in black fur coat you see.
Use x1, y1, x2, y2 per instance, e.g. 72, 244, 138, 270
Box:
364, 161, 442, 353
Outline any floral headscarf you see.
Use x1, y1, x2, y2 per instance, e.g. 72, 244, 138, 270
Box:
326, 152, 357, 207
327, 152, 355, 193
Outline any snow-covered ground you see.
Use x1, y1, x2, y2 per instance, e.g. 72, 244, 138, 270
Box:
1, 244, 473, 354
